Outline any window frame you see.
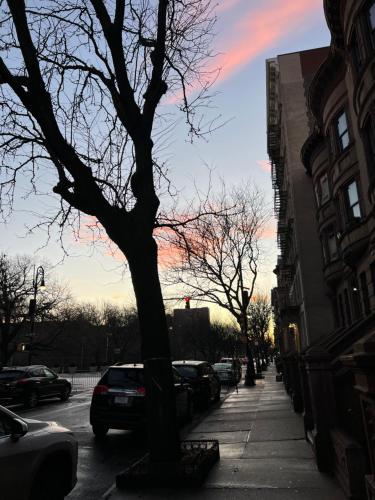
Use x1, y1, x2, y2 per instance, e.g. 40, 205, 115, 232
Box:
343, 179, 362, 223
335, 110, 351, 153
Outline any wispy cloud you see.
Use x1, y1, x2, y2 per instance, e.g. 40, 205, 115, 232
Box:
212, 0, 322, 85
165, 0, 323, 104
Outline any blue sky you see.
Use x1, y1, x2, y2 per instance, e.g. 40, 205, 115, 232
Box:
1, 0, 331, 318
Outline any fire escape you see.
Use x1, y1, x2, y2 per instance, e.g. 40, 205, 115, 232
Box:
267, 60, 298, 327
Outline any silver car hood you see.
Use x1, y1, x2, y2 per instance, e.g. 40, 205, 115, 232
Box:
24, 418, 58, 432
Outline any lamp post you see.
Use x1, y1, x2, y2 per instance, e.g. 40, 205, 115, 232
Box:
28, 266, 46, 364
242, 289, 256, 387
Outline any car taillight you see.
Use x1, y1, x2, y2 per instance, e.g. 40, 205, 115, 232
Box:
93, 384, 108, 395
136, 387, 146, 395
16, 379, 29, 385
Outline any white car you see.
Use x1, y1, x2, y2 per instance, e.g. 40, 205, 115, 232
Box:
0, 404, 78, 500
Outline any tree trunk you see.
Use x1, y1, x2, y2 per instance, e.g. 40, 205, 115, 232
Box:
126, 236, 180, 464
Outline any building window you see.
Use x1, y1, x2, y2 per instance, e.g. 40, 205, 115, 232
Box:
344, 180, 362, 222
360, 272, 370, 315
363, 115, 375, 180
344, 288, 352, 325
367, 1, 375, 47
336, 111, 350, 152
327, 232, 338, 260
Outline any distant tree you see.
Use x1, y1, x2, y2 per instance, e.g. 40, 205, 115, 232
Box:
247, 294, 272, 370
0, 253, 67, 366
102, 303, 141, 362
163, 182, 271, 385
0, 0, 218, 463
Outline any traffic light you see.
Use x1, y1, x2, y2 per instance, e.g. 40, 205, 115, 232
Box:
184, 297, 191, 309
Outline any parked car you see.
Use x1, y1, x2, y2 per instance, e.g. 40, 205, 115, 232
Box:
90, 363, 193, 437
172, 360, 221, 408
0, 366, 71, 409
219, 357, 242, 384
0, 404, 78, 500
213, 362, 237, 385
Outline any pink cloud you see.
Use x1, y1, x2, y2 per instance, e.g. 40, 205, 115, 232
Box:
212, 0, 322, 83
257, 160, 271, 172
166, 0, 322, 103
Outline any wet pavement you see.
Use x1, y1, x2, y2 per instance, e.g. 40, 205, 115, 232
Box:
106, 364, 345, 500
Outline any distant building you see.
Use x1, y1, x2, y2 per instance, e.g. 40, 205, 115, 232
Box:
171, 307, 211, 360
268, 1, 375, 497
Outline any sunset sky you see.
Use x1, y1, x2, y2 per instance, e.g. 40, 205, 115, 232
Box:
1, 0, 331, 320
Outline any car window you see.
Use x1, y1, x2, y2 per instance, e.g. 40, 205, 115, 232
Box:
43, 368, 56, 379
0, 370, 26, 382
172, 368, 182, 384
106, 368, 144, 388
173, 365, 198, 379
0, 416, 12, 438
31, 368, 44, 377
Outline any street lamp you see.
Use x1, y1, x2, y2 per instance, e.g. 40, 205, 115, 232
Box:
28, 266, 46, 364
241, 289, 256, 387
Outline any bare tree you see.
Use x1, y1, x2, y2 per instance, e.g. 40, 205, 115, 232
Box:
0, 0, 217, 464
163, 182, 271, 385
0, 253, 67, 366
247, 294, 272, 371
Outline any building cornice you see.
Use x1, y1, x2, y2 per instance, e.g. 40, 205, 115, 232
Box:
324, 0, 345, 49
308, 47, 345, 122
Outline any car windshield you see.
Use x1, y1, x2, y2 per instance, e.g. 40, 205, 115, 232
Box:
0, 370, 26, 381
106, 368, 144, 388
174, 365, 198, 379
214, 363, 232, 370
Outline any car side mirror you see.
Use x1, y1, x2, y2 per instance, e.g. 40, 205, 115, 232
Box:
11, 418, 28, 442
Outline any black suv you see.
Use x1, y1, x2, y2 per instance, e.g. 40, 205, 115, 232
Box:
0, 366, 71, 408
90, 363, 193, 437
172, 360, 221, 408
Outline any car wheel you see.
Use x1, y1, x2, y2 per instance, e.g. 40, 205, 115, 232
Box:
30, 459, 68, 500
60, 385, 71, 401
92, 424, 109, 438
24, 390, 38, 409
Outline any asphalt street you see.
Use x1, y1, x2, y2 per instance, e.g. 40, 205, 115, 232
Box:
13, 383, 236, 499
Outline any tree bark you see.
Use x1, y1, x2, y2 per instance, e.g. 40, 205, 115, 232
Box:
125, 236, 180, 463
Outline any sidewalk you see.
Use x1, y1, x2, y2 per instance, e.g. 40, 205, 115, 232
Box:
104, 365, 345, 499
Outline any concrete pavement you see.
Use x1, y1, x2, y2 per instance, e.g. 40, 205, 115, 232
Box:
104, 365, 345, 499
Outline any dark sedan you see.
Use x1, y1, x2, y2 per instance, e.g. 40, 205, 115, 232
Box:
0, 365, 71, 408
90, 363, 194, 437
172, 360, 221, 408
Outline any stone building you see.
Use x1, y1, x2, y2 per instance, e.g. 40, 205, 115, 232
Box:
268, 1, 375, 498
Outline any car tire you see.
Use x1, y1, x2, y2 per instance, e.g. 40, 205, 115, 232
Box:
60, 385, 71, 401
92, 424, 109, 438
24, 390, 38, 409
30, 459, 68, 500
